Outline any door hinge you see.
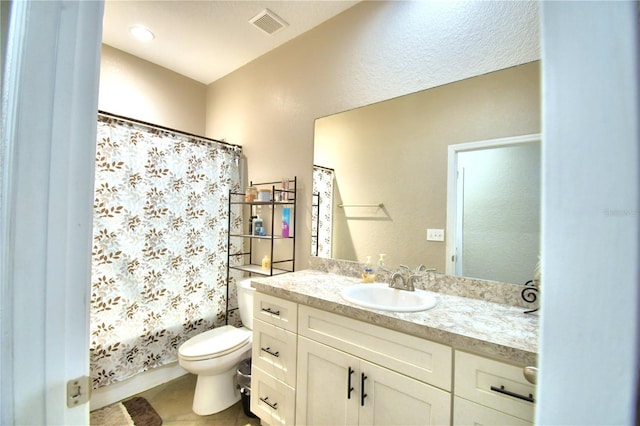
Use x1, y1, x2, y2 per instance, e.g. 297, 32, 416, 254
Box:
66, 376, 91, 407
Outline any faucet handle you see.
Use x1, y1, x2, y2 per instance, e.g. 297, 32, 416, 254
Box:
389, 272, 405, 289
406, 274, 420, 291
376, 263, 393, 274
415, 264, 437, 273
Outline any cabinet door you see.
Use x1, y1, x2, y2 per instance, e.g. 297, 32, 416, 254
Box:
454, 396, 532, 426
296, 336, 359, 426
359, 360, 451, 426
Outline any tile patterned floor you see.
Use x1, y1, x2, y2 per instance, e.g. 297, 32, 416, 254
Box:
133, 374, 261, 426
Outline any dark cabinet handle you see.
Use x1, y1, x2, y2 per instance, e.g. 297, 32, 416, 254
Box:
347, 367, 354, 399
490, 385, 535, 403
261, 307, 280, 316
259, 396, 278, 410
361, 373, 368, 406
260, 347, 280, 358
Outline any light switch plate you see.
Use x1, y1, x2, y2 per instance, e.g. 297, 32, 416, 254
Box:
426, 228, 445, 242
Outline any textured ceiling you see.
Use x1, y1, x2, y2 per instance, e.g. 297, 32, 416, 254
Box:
102, 1, 359, 85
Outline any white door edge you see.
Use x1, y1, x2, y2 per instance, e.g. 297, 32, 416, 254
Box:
0, 1, 104, 424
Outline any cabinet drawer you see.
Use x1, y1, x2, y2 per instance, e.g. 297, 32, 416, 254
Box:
252, 319, 297, 386
251, 366, 296, 426
454, 396, 532, 426
454, 351, 535, 422
298, 305, 452, 391
254, 292, 297, 333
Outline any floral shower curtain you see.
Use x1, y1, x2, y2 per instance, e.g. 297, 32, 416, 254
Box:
90, 114, 242, 389
312, 166, 334, 258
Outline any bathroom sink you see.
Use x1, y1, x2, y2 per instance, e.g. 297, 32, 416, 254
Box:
340, 283, 437, 312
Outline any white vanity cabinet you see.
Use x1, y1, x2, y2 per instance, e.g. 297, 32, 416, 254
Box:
250, 289, 535, 426
453, 351, 535, 425
295, 305, 452, 426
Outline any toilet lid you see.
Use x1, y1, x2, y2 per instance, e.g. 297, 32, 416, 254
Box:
179, 326, 251, 361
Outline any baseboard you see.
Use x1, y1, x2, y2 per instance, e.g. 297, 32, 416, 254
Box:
90, 362, 188, 410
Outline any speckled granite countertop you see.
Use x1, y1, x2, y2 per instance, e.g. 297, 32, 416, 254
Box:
251, 269, 538, 366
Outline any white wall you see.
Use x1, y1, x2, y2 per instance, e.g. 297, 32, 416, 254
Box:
205, 0, 540, 268
99, 44, 206, 135
538, 2, 639, 424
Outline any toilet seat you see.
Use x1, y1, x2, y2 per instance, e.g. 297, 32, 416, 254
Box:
179, 325, 251, 361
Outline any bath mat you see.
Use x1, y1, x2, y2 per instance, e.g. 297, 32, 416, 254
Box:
90, 402, 135, 426
122, 396, 163, 426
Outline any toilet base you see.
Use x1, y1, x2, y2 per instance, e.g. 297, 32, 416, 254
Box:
192, 367, 240, 415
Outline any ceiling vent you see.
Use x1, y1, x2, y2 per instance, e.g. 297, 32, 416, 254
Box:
249, 9, 288, 35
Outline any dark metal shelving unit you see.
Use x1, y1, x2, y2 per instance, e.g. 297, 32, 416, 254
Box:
225, 177, 297, 324
311, 191, 320, 257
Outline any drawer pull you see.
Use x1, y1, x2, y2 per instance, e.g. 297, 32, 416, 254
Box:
259, 396, 278, 410
490, 385, 535, 403
347, 367, 354, 399
523, 366, 538, 384
260, 346, 280, 358
261, 307, 281, 316
361, 373, 368, 406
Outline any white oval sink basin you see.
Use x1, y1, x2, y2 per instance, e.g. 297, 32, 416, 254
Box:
340, 283, 437, 312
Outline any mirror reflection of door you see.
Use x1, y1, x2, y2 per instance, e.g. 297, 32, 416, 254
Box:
447, 136, 541, 284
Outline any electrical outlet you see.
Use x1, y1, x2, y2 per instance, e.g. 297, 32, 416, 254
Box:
426, 228, 445, 242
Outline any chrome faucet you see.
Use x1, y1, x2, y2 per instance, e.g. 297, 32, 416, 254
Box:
389, 265, 416, 291
387, 264, 435, 291
389, 272, 416, 291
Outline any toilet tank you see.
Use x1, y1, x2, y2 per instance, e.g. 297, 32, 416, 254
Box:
237, 278, 256, 330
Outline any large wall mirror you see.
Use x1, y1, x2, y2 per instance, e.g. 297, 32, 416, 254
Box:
312, 61, 541, 285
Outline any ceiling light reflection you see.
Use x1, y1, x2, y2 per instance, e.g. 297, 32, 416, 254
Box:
129, 26, 155, 42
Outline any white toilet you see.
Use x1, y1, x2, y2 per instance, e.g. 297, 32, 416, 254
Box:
178, 278, 255, 415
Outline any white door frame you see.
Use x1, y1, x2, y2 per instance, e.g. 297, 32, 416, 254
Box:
1, 1, 104, 424
445, 133, 541, 276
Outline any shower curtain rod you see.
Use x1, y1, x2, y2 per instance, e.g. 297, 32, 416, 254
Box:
98, 110, 242, 151
338, 203, 384, 208
313, 164, 335, 172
